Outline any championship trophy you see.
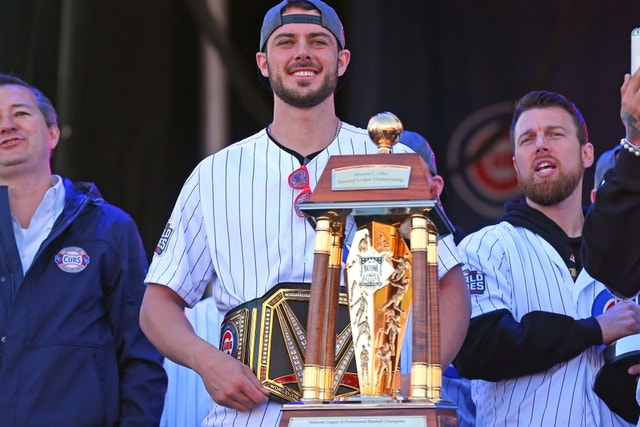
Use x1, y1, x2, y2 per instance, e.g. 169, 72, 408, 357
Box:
594, 332, 640, 423
278, 112, 458, 427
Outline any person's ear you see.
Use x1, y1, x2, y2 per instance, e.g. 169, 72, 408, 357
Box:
49, 125, 60, 150
429, 174, 444, 199
256, 52, 269, 78
337, 49, 350, 77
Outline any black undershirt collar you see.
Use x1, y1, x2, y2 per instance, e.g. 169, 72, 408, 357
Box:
266, 127, 323, 165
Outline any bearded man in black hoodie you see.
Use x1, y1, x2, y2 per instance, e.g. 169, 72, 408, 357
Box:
453, 90, 640, 426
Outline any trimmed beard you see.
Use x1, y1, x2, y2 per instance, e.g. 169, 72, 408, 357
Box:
268, 65, 338, 109
518, 161, 584, 206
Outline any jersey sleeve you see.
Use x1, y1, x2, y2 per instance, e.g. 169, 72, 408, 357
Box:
456, 226, 512, 318
145, 161, 214, 308
437, 233, 462, 279
454, 309, 602, 380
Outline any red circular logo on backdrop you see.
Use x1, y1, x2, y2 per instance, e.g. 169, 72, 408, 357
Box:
447, 102, 522, 219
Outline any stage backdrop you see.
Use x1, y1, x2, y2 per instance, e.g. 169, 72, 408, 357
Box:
2, 0, 640, 255
338, 0, 640, 233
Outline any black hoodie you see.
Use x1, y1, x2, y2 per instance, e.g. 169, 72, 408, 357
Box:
501, 198, 583, 280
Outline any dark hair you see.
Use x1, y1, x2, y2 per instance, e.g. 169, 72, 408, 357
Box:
509, 90, 588, 148
0, 73, 58, 127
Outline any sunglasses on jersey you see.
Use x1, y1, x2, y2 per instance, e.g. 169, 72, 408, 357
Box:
288, 164, 312, 218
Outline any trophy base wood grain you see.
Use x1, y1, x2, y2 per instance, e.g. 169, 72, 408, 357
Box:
279, 401, 458, 427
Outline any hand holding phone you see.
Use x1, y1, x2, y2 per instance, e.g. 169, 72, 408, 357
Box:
632, 28, 640, 75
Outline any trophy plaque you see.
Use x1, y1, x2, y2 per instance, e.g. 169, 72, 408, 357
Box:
278, 112, 458, 427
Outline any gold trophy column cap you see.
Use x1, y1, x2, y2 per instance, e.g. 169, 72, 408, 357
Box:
368, 112, 404, 154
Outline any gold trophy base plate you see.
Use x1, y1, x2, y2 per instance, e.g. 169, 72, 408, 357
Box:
279, 401, 458, 427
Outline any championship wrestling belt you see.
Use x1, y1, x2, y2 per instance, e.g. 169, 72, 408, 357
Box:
593, 333, 640, 423
220, 282, 359, 403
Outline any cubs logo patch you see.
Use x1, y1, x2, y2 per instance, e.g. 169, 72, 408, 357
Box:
55, 247, 90, 273
464, 269, 486, 295
220, 323, 237, 356
591, 289, 640, 317
154, 223, 174, 255
592, 290, 619, 317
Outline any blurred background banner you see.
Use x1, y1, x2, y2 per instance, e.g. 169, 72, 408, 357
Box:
3, 0, 639, 255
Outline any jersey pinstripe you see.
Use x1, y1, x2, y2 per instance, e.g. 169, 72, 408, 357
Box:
442, 372, 475, 427
145, 122, 462, 427
160, 297, 220, 426
458, 222, 633, 427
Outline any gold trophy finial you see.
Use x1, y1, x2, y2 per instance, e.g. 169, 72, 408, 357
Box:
367, 112, 404, 154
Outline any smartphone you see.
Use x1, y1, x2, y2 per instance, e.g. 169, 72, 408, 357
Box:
632, 27, 640, 75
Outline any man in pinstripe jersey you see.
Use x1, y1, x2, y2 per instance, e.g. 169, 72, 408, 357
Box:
454, 90, 640, 426
139, 1, 470, 426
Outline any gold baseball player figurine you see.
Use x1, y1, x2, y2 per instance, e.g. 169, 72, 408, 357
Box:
346, 209, 413, 397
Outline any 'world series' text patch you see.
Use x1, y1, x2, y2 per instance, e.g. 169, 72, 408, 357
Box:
464, 269, 486, 295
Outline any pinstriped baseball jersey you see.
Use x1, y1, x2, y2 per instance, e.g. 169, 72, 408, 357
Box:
458, 222, 633, 427
145, 122, 462, 427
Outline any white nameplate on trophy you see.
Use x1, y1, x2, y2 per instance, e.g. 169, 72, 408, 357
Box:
288, 415, 426, 426
331, 165, 411, 190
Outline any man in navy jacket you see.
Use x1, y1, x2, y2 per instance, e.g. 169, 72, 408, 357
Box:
0, 73, 167, 426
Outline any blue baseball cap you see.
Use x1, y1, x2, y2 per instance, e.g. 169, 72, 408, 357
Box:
259, 0, 345, 52
594, 145, 621, 189
399, 130, 438, 176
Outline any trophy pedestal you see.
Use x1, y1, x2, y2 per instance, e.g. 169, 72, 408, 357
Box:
279, 401, 458, 427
